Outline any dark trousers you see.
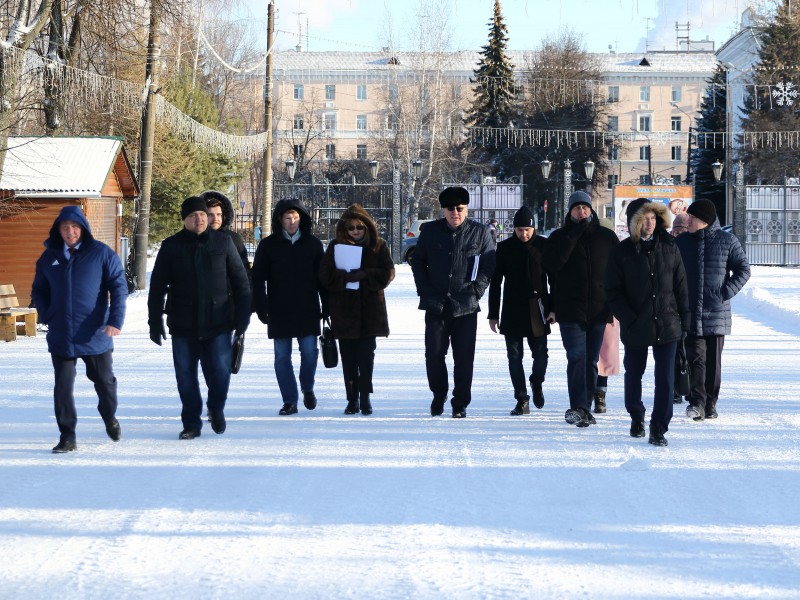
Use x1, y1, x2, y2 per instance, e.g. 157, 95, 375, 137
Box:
424, 310, 478, 409
52, 350, 118, 442
623, 341, 677, 433
685, 334, 725, 412
339, 337, 377, 401
171, 332, 232, 432
504, 335, 548, 398
559, 321, 606, 412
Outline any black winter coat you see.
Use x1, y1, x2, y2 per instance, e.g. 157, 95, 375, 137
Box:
674, 219, 751, 336
251, 198, 326, 339
606, 228, 690, 348
411, 218, 496, 317
488, 234, 551, 338
542, 213, 619, 325
148, 227, 251, 339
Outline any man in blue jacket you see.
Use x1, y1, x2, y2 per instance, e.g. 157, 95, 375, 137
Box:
675, 199, 750, 421
412, 186, 496, 418
148, 197, 251, 439
31, 206, 128, 454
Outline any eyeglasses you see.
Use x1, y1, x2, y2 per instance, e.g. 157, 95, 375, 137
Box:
445, 206, 466, 213
346, 224, 366, 231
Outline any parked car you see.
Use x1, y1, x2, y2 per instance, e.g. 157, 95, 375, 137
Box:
401, 219, 432, 264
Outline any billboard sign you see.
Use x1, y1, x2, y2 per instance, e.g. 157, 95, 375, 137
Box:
611, 184, 693, 239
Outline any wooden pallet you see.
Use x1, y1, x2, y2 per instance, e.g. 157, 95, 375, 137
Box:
0, 284, 37, 342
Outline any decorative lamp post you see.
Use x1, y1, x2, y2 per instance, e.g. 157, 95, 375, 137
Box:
539, 159, 552, 180
412, 159, 423, 179
285, 159, 296, 181
711, 159, 724, 182
563, 159, 573, 225
369, 160, 380, 180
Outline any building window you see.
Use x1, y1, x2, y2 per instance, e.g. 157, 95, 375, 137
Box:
671, 116, 681, 132
356, 144, 367, 160
639, 146, 651, 160
323, 113, 337, 130
640, 86, 650, 102
607, 116, 618, 131
325, 85, 336, 101
452, 84, 462, 101
672, 174, 683, 185
389, 84, 399, 102
607, 85, 619, 102
607, 174, 619, 189
325, 143, 336, 160
356, 114, 367, 130
293, 84, 304, 100
387, 114, 399, 130
638, 115, 651, 132
639, 175, 651, 185
293, 144, 304, 159
357, 84, 367, 101
293, 114, 304, 130
672, 85, 682, 103
671, 146, 682, 161
608, 145, 619, 161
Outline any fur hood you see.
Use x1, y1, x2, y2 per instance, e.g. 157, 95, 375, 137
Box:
628, 201, 671, 243
271, 198, 313, 235
334, 203, 380, 251
199, 190, 236, 230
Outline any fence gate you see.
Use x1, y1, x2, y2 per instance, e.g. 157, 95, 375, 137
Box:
745, 185, 800, 265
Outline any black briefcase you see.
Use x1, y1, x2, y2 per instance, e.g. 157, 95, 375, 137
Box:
231, 332, 245, 375
319, 319, 338, 369
675, 340, 690, 397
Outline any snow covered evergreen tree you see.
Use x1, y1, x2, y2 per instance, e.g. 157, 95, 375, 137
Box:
691, 65, 727, 220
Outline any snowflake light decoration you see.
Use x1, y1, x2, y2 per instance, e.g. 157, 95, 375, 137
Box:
772, 81, 799, 106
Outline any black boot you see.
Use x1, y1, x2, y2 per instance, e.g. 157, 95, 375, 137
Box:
531, 384, 545, 409
360, 393, 373, 415
510, 395, 530, 416
593, 389, 607, 414
344, 399, 359, 415
648, 424, 668, 447
344, 380, 359, 415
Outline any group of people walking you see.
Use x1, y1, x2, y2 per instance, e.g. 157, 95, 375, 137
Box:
32, 184, 749, 453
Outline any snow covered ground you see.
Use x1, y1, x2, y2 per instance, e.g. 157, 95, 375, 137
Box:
1, 264, 799, 599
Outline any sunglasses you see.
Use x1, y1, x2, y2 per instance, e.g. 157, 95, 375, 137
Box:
347, 224, 366, 231
445, 206, 466, 213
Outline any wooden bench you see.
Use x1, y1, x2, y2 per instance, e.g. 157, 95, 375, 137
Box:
0, 284, 37, 342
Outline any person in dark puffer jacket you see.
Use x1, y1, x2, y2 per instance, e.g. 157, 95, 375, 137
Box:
201, 190, 251, 281
31, 206, 128, 454
543, 191, 619, 428
606, 198, 690, 447
319, 204, 395, 416
674, 199, 750, 422
411, 186, 496, 418
251, 198, 327, 416
148, 197, 251, 440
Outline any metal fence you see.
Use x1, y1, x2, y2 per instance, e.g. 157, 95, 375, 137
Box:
745, 185, 800, 265
443, 180, 525, 241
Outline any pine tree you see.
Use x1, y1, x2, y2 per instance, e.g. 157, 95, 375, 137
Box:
465, 0, 516, 166
739, 0, 800, 183
691, 65, 727, 219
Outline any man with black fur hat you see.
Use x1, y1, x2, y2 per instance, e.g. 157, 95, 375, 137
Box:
606, 198, 690, 446
543, 190, 619, 428
148, 196, 251, 439
675, 198, 750, 422
412, 186, 496, 418
488, 205, 552, 415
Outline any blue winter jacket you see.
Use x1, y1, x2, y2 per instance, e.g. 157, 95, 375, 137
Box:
674, 218, 750, 336
31, 206, 128, 358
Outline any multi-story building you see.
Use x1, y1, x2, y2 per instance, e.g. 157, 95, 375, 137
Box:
272, 49, 718, 216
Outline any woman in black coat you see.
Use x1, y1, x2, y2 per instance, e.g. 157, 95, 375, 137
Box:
319, 204, 394, 415
606, 198, 689, 446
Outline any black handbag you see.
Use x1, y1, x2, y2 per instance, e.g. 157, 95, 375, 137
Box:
319, 318, 338, 368
675, 339, 690, 397
231, 332, 245, 375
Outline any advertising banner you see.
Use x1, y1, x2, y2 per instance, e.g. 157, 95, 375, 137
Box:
611, 184, 693, 239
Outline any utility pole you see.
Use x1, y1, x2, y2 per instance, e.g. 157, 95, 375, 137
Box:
133, 1, 163, 290
261, 1, 275, 237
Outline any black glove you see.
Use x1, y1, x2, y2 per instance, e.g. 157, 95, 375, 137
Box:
149, 318, 166, 346
681, 330, 688, 341
343, 269, 367, 283
257, 310, 269, 325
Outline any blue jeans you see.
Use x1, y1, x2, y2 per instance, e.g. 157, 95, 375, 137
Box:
504, 335, 548, 398
559, 321, 606, 412
274, 335, 318, 405
623, 341, 677, 433
172, 332, 233, 431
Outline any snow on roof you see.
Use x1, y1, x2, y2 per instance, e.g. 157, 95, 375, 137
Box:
0, 136, 125, 198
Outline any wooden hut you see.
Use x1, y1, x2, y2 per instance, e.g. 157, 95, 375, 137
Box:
0, 136, 139, 307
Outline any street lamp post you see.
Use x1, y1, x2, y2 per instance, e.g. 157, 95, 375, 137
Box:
539, 159, 553, 228
563, 159, 573, 223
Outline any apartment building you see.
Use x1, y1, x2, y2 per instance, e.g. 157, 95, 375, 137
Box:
272, 49, 718, 212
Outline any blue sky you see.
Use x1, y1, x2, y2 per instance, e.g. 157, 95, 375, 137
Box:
239, 0, 748, 54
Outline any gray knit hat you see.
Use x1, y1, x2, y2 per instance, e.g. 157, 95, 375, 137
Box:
567, 190, 592, 212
